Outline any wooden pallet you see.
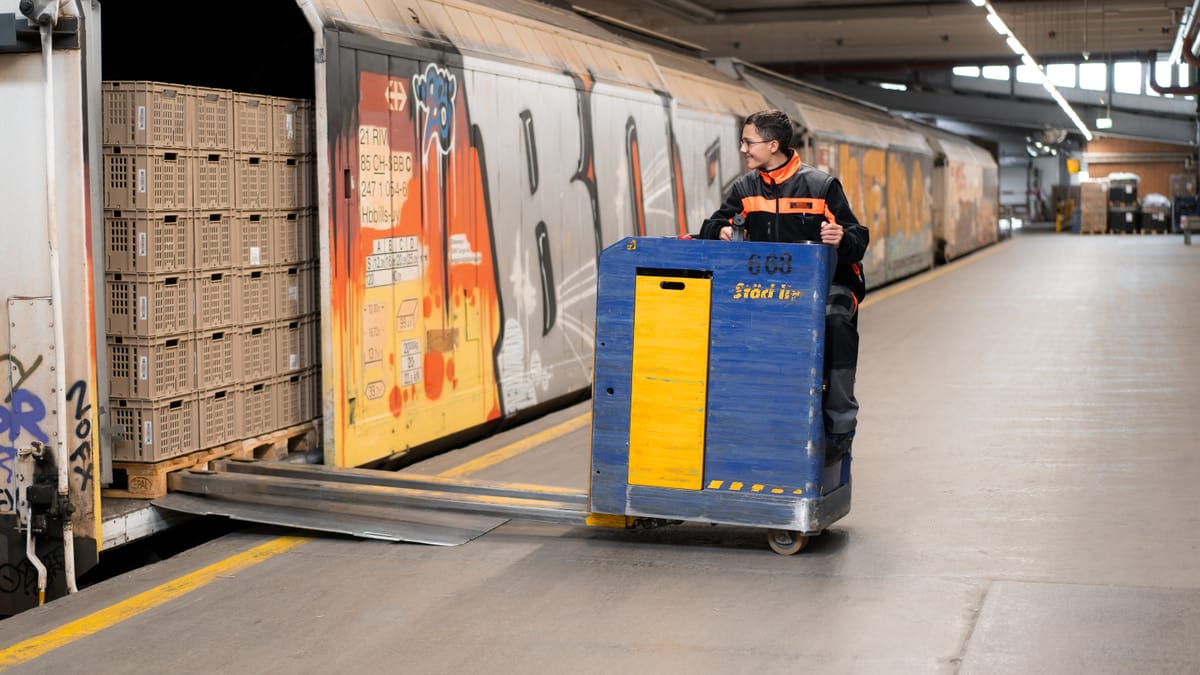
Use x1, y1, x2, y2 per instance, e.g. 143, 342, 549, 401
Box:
103, 420, 321, 499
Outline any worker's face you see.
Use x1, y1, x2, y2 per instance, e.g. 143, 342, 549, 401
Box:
740, 123, 777, 171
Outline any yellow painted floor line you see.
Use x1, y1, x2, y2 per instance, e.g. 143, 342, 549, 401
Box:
439, 412, 592, 478
861, 238, 1013, 309
0, 535, 308, 669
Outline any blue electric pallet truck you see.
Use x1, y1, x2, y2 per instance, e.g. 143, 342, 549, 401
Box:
586, 236, 851, 554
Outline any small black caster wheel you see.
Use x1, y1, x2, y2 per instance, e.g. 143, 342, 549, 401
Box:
767, 529, 808, 555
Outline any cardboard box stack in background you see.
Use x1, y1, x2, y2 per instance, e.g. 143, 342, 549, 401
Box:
102, 81, 318, 463
1079, 178, 1109, 233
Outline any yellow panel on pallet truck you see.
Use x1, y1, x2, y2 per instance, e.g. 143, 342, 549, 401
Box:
627, 273, 711, 490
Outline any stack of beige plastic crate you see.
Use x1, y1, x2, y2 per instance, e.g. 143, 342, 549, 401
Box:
231, 90, 319, 446
102, 81, 318, 466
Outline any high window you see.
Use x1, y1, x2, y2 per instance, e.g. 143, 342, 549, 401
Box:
1078, 62, 1107, 91
1113, 61, 1142, 95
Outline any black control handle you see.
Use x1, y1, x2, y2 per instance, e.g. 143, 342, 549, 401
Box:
731, 213, 746, 242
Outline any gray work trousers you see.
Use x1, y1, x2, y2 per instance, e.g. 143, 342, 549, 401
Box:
824, 283, 860, 436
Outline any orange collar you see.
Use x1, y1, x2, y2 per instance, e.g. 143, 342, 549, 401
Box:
758, 149, 802, 183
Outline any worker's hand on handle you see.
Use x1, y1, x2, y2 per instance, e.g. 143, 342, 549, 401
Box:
726, 213, 746, 242
820, 220, 843, 247
719, 225, 733, 241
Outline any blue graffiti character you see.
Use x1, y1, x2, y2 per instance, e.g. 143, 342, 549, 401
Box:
0, 389, 51, 444
412, 63, 458, 156
0, 446, 14, 482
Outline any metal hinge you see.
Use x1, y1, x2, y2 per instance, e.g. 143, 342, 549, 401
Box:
0, 14, 80, 53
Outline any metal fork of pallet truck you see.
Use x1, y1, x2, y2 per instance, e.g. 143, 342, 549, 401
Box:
167, 460, 590, 525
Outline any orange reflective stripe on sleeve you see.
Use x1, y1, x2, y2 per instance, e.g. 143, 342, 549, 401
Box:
740, 195, 774, 214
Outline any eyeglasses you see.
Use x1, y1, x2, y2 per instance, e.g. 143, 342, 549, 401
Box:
740, 138, 772, 149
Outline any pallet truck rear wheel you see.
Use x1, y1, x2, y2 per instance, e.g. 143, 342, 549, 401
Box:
767, 529, 808, 555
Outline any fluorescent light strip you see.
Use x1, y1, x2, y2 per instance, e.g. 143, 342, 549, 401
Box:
985, 10, 1008, 35
1169, 6, 1192, 64
978, 1, 1093, 141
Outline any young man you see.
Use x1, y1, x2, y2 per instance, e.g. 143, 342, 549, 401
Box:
699, 109, 869, 465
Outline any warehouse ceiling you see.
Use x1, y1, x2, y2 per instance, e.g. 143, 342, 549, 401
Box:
567, 0, 1197, 147
567, 0, 1191, 73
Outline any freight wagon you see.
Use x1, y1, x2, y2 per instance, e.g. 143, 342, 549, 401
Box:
0, 0, 997, 614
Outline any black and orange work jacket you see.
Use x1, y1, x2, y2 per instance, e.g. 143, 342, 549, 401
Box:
700, 149, 869, 300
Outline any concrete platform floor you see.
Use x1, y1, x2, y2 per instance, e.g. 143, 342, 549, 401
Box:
2, 232, 1199, 673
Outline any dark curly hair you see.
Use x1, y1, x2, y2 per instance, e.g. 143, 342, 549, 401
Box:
744, 109, 793, 150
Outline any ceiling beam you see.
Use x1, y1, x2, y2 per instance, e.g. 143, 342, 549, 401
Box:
577, 0, 1185, 65
661, 0, 972, 24
809, 80, 1198, 145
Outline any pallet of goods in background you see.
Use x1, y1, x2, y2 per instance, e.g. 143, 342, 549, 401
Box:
1078, 179, 1108, 234
101, 80, 320, 498
1140, 193, 1172, 234
1170, 173, 1198, 233
1106, 173, 1140, 234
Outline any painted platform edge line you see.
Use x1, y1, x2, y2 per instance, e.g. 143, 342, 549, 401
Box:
438, 412, 592, 478
861, 238, 1013, 309
0, 536, 309, 669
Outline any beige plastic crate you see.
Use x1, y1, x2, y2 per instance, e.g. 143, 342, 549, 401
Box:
233, 93, 272, 154
195, 210, 237, 271
195, 270, 239, 331
111, 395, 198, 462
275, 209, 314, 264
234, 154, 272, 210
102, 81, 189, 148
240, 268, 275, 324
192, 86, 233, 151
238, 211, 273, 267
107, 334, 194, 399
272, 97, 312, 154
239, 323, 277, 382
240, 379, 277, 437
196, 328, 240, 390
197, 387, 242, 449
104, 148, 191, 211
275, 317, 316, 375
105, 210, 193, 274
276, 368, 318, 428
273, 156, 313, 209
194, 152, 234, 210
106, 272, 192, 337
275, 264, 316, 319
